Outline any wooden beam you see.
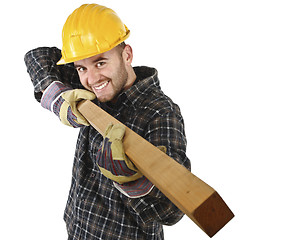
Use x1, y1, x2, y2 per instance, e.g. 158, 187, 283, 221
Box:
77, 100, 234, 237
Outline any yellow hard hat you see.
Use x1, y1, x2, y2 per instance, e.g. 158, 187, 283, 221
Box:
57, 4, 130, 65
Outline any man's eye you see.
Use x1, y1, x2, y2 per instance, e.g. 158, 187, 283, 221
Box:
76, 67, 85, 72
97, 62, 106, 68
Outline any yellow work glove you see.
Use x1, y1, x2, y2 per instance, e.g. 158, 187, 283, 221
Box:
60, 89, 96, 127
96, 123, 167, 198
41, 81, 96, 127
97, 123, 143, 184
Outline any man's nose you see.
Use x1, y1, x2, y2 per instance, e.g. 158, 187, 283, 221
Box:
87, 69, 100, 85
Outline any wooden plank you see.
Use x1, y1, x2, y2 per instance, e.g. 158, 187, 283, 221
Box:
77, 100, 234, 237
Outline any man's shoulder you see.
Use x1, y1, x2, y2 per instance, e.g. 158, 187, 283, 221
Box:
129, 66, 182, 118
136, 88, 181, 118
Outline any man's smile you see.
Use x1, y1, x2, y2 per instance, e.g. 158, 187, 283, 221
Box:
92, 80, 110, 91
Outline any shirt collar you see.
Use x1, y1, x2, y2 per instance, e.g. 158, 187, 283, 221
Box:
124, 66, 160, 105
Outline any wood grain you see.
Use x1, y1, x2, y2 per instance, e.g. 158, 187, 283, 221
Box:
77, 100, 234, 237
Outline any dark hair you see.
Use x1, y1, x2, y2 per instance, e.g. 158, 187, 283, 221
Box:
116, 42, 126, 56
118, 42, 126, 49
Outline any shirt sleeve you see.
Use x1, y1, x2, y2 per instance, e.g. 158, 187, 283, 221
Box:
24, 47, 82, 102
145, 111, 191, 171
120, 110, 191, 226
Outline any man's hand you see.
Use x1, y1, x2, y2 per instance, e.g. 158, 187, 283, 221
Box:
97, 123, 143, 184
96, 123, 167, 198
41, 81, 96, 127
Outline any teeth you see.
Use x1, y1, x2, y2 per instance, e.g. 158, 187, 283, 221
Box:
94, 81, 108, 90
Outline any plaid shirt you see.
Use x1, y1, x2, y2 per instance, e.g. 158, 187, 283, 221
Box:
25, 47, 191, 240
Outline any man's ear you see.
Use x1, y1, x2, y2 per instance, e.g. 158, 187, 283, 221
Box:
122, 44, 133, 65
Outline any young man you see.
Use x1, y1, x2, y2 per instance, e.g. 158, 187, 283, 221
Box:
25, 4, 190, 239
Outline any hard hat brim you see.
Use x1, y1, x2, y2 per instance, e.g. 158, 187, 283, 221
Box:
57, 30, 130, 65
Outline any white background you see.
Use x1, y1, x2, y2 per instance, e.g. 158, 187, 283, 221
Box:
1, 0, 292, 239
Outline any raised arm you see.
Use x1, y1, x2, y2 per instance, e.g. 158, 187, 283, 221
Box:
24, 47, 96, 127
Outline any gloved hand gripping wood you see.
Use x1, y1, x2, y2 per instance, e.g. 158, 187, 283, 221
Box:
96, 123, 166, 198
97, 123, 143, 184
41, 81, 96, 127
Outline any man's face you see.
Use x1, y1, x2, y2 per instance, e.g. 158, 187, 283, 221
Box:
74, 45, 131, 103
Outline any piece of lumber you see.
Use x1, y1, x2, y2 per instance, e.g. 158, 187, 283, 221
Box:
77, 100, 234, 237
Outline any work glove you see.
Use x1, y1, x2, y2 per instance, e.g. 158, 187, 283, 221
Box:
97, 123, 143, 184
41, 81, 96, 128
97, 123, 166, 198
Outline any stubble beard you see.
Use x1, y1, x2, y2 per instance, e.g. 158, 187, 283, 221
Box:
99, 61, 129, 103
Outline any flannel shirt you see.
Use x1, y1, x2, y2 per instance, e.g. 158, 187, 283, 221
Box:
24, 47, 191, 240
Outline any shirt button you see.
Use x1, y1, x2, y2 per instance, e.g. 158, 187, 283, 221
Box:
91, 173, 95, 178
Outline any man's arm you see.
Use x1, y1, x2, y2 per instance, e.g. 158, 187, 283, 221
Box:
24, 47, 82, 102
120, 111, 190, 225
24, 47, 95, 127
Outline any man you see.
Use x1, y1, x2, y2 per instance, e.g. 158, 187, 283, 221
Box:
25, 4, 190, 239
